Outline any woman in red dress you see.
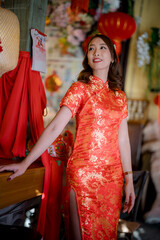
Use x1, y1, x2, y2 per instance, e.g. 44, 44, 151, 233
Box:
0, 34, 135, 240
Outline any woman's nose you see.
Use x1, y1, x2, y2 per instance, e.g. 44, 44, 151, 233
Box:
93, 49, 99, 56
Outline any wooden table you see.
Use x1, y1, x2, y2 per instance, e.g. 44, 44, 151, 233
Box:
0, 159, 45, 209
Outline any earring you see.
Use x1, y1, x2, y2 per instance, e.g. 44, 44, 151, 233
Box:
111, 60, 114, 63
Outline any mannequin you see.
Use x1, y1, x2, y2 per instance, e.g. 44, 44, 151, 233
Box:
0, 7, 20, 76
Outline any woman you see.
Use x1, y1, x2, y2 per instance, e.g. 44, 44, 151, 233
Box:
0, 34, 135, 240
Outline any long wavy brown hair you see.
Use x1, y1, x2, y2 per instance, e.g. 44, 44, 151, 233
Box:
77, 34, 123, 91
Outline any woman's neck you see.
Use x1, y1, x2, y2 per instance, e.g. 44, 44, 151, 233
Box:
92, 69, 109, 83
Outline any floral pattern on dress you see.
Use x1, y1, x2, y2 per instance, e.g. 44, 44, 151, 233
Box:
60, 75, 128, 240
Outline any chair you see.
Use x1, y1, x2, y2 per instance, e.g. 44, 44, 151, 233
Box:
117, 170, 149, 240
0, 196, 42, 240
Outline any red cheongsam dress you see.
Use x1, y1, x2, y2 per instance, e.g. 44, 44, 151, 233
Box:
60, 75, 128, 240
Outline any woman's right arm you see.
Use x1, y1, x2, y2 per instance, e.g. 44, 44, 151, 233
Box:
0, 106, 72, 180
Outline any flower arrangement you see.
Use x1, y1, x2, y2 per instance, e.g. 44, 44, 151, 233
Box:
137, 28, 160, 91
45, 0, 121, 56
137, 32, 150, 67
46, 1, 95, 56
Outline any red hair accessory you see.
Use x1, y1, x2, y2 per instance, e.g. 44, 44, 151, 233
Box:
111, 39, 116, 49
110, 39, 120, 62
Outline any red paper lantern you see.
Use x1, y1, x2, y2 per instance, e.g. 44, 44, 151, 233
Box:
71, 0, 89, 13
98, 12, 136, 41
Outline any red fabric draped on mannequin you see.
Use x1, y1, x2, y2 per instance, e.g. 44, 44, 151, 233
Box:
0, 52, 29, 158
0, 51, 62, 240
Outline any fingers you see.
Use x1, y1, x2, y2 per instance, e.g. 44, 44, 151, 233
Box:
128, 193, 135, 213
123, 201, 129, 213
8, 170, 20, 181
123, 193, 135, 213
0, 165, 9, 172
0, 164, 15, 172
0, 164, 23, 181
123, 191, 130, 213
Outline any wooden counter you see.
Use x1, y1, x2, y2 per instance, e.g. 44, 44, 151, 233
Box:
0, 159, 45, 209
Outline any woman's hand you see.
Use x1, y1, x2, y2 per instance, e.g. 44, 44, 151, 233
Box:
123, 177, 135, 213
0, 162, 27, 181
118, 118, 135, 213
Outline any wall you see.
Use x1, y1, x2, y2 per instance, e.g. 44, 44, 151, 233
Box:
125, 0, 160, 121
5, 0, 48, 52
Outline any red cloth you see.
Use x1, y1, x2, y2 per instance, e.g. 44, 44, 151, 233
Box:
0, 51, 62, 240
0, 52, 28, 158
0, 51, 47, 158
45, 158, 64, 240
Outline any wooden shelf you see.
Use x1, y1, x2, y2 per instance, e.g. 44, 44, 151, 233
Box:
127, 98, 149, 125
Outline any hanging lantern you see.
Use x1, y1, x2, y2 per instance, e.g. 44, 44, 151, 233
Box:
71, 0, 89, 13
98, 12, 136, 41
45, 72, 62, 92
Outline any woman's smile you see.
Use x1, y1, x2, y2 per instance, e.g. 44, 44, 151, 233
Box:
93, 58, 102, 63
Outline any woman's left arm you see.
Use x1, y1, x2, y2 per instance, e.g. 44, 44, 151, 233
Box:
118, 118, 135, 213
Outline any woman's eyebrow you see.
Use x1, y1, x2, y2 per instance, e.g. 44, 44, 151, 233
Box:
89, 43, 107, 47
89, 43, 94, 47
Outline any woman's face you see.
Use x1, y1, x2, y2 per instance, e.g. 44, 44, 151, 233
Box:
87, 37, 112, 72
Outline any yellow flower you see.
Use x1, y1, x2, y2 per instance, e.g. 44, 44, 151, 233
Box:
59, 38, 67, 44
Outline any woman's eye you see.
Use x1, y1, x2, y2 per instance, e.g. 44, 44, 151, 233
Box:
88, 47, 94, 51
101, 46, 107, 49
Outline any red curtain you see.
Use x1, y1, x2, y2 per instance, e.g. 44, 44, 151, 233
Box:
0, 51, 62, 239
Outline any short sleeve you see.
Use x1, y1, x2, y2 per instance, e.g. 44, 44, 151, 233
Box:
60, 81, 85, 118
121, 92, 128, 120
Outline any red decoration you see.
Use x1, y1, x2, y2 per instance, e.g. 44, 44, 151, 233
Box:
113, 40, 122, 55
154, 94, 159, 105
98, 12, 136, 41
45, 71, 62, 92
71, 0, 89, 13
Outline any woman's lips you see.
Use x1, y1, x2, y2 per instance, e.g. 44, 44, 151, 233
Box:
93, 58, 102, 63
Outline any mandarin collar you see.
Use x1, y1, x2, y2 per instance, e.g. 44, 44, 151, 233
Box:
89, 75, 109, 89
